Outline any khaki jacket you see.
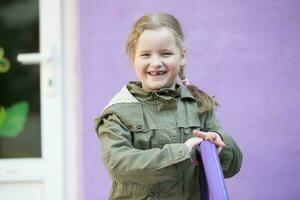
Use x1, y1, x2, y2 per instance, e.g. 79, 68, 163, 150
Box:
95, 82, 242, 200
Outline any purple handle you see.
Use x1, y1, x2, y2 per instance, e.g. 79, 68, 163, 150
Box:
197, 141, 230, 200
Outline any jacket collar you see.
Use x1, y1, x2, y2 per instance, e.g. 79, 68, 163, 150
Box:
127, 81, 196, 103
180, 84, 197, 101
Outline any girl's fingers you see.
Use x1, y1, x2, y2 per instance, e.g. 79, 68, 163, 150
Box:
190, 137, 204, 145
184, 137, 204, 154
184, 137, 203, 148
193, 130, 226, 148
206, 135, 226, 147
192, 130, 207, 139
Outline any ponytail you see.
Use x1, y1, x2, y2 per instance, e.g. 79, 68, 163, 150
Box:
178, 65, 218, 113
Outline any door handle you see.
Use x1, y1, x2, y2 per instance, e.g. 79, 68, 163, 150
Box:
17, 52, 51, 65
16, 51, 56, 96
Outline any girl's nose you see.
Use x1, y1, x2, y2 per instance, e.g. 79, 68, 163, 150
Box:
150, 56, 163, 68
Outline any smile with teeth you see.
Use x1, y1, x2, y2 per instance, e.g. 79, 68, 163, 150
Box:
147, 71, 167, 76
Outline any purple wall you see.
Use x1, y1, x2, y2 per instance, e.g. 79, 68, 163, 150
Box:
80, 1, 300, 199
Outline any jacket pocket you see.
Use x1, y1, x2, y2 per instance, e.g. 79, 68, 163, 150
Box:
125, 116, 160, 150
110, 181, 153, 199
176, 100, 204, 142
130, 129, 159, 150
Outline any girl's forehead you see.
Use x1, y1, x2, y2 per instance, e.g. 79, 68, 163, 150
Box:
136, 28, 177, 50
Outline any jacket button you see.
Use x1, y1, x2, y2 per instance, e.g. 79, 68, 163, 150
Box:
126, 124, 132, 129
136, 124, 143, 129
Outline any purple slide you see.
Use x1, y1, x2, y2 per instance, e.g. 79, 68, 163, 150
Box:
197, 141, 230, 200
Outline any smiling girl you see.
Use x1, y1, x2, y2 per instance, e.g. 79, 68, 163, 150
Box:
95, 13, 242, 200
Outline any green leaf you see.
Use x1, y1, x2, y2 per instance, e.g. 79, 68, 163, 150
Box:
0, 57, 10, 73
0, 102, 29, 138
0, 47, 4, 58
0, 47, 10, 73
0, 106, 6, 127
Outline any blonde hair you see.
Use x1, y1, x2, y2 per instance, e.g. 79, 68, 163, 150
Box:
125, 13, 217, 112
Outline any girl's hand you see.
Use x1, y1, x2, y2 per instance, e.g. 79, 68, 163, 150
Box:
184, 137, 203, 154
192, 130, 226, 153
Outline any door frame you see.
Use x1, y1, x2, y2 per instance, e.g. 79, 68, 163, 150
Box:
61, 0, 82, 199
0, 0, 81, 199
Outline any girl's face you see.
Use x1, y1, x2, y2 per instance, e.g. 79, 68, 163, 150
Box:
133, 28, 186, 91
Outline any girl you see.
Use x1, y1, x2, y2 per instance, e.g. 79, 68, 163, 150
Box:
95, 13, 242, 200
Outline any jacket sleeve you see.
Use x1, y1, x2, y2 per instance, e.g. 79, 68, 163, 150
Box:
203, 110, 243, 178
95, 113, 191, 184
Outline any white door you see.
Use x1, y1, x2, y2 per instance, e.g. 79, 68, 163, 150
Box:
0, 0, 67, 199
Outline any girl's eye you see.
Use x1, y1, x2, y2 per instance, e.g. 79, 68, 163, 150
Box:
140, 53, 150, 57
162, 52, 173, 56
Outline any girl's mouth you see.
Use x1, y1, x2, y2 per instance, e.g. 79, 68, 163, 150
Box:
147, 71, 167, 76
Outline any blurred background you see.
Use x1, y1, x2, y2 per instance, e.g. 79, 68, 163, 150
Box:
1, 0, 300, 199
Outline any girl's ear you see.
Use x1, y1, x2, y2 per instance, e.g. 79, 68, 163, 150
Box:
180, 48, 186, 66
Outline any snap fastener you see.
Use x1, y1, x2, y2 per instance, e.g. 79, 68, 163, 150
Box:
126, 124, 132, 129
136, 124, 143, 129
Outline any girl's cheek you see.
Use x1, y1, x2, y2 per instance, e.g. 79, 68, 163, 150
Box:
136, 59, 147, 66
